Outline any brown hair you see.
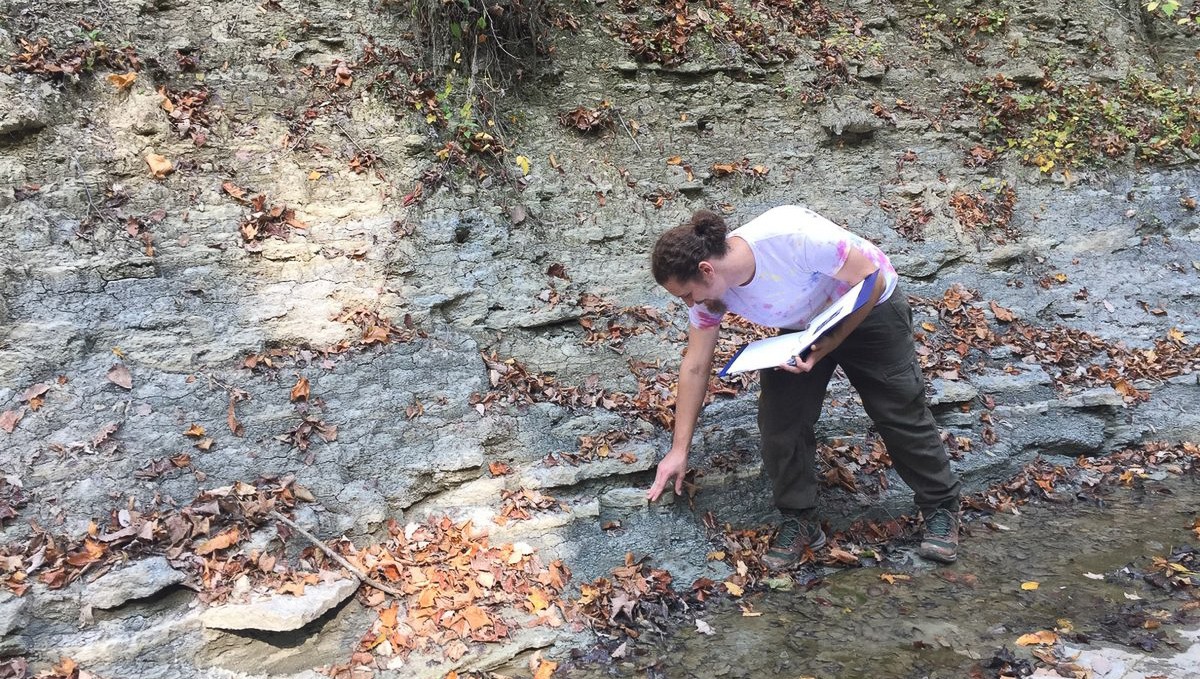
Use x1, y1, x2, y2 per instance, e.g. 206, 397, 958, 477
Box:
650, 209, 729, 285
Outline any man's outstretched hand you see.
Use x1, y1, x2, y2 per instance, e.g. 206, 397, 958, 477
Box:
647, 448, 688, 502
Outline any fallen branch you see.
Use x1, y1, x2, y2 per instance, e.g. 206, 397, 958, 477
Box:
270, 510, 406, 598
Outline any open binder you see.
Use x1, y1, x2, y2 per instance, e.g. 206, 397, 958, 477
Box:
717, 270, 881, 377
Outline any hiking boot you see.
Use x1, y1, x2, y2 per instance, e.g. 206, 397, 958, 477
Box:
763, 511, 827, 570
919, 508, 961, 563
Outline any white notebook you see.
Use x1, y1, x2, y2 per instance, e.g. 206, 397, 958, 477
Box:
717, 270, 880, 377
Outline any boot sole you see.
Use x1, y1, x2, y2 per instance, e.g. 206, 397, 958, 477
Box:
918, 547, 957, 564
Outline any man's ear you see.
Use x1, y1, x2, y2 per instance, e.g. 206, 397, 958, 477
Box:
697, 261, 715, 278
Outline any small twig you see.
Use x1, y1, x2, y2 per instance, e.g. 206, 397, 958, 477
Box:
270, 510, 406, 598
285, 127, 312, 153
333, 119, 374, 159
613, 109, 644, 153
72, 157, 101, 219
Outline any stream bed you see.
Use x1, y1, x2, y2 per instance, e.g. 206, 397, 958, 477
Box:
561, 476, 1200, 678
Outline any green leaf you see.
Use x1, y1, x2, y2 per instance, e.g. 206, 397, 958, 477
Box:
476, 16, 488, 30
450, 22, 462, 40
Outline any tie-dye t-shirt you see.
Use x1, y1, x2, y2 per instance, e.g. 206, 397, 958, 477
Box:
688, 205, 898, 331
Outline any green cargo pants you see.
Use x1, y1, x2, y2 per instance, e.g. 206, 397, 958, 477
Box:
757, 290, 961, 513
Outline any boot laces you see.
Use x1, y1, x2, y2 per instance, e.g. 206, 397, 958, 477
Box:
926, 509, 955, 538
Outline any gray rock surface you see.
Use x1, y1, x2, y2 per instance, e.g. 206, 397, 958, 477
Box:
0, 0, 1198, 675
0, 592, 26, 637
84, 557, 186, 610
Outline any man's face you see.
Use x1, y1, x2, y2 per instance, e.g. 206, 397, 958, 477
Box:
663, 265, 722, 308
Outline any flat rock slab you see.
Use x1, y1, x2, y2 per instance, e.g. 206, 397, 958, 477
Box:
0, 592, 26, 636
200, 578, 359, 632
85, 556, 186, 610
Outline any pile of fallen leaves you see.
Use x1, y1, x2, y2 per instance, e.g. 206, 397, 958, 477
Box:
577, 294, 668, 350
818, 438, 893, 495
0, 657, 103, 679
572, 552, 680, 636
327, 518, 570, 670
948, 183, 1018, 242
277, 413, 338, 465
544, 429, 641, 466
1077, 441, 1200, 487
0, 476, 312, 599
241, 307, 425, 372
613, 0, 697, 67
1143, 545, 1200, 592
158, 86, 215, 147
559, 102, 614, 134
964, 442, 1200, 517
7, 35, 140, 80
473, 352, 748, 431
700, 512, 777, 588
710, 158, 770, 179
330, 306, 425, 350
919, 285, 1200, 400
223, 186, 309, 252
494, 488, 565, 526
879, 199, 932, 241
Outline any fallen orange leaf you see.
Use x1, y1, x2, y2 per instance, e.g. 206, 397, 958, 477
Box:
106, 72, 137, 90
1016, 630, 1058, 646
145, 153, 173, 179
195, 526, 240, 555
290, 376, 310, 402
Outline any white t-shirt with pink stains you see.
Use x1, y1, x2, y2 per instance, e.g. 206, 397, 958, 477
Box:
687, 205, 898, 331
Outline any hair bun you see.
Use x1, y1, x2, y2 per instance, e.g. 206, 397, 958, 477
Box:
689, 209, 727, 250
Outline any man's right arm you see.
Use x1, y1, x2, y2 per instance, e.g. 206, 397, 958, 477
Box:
647, 322, 720, 501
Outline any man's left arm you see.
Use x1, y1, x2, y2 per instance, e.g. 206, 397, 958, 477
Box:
780, 246, 885, 374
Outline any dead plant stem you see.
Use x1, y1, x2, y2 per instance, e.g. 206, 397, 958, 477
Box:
269, 510, 406, 598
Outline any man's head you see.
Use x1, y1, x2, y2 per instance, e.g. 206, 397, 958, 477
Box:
651, 209, 730, 307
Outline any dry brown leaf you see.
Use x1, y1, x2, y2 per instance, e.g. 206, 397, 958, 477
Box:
278, 581, 306, 596
533, 660, 558, 679
989, 300, 1015, 322
145, 153, 174, 179
1016, 629, 1058, 646
0, 410, 22, 434
228, 394, 245, 437
221, 181, 246, 200
106, 71, 137, 90
290, 376, 310, 402
196, 526, 240, 555
107, 363, 133, 389
183, 423, 205, 438
829, 547, 859, 565
53, 658, 78, 677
